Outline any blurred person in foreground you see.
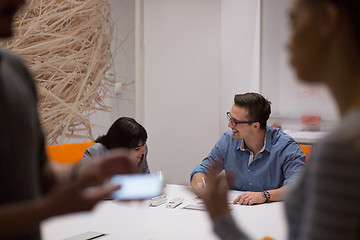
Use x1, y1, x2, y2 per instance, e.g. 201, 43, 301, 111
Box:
0, 1, 138, 239
196, 0, 360, 239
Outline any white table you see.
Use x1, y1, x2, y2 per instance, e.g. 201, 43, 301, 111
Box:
41, 184, 287, 240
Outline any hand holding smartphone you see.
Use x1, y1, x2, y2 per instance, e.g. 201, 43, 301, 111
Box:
110, 173, 164, 200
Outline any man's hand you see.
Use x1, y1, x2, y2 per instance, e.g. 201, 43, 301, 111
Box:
43, 173, 120, 216
192, 163, 231, 221
233, 192, 265, 205
191, 173, 207, 197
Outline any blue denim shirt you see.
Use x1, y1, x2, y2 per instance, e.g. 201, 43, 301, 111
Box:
190, 126, 306, 191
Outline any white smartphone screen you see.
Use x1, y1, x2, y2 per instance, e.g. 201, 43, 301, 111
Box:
110, 174, 164, 200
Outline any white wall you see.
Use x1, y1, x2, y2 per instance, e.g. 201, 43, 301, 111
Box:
142, 0, 260, 184
220, 0, 261, 133
261, 0, 339, 129
143, 0, 221, 184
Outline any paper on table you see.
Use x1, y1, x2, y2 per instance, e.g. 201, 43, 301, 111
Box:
62, 231, 107, 240
195, 190, 244, 204
182, 204, 207, 211
183, 204, 233, 211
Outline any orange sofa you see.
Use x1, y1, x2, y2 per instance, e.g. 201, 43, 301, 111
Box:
46, 142, 312, 165
46, 142, 95, 164
299, 144, 312, 163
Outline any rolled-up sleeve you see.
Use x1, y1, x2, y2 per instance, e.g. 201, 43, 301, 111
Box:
190, 133, 229, 182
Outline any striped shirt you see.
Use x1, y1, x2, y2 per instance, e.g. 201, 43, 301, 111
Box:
285, 109, 360, 239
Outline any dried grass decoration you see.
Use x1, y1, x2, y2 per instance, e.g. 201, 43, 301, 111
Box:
0, 0, 114, 144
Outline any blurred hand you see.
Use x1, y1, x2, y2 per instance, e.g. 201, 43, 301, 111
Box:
233, 192, 264, 205
192, 162, 231, 221
44, 172, 120, 216
44, 149, 138, 215
43, 149, 139, 216
77, 149, 139, 184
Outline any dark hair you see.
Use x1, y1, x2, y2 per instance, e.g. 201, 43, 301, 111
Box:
305, 0, 360, 51
95, 117, 147, 150
233, 92, 271, 129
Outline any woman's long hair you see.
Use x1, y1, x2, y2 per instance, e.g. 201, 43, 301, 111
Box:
95, 117, 147, 150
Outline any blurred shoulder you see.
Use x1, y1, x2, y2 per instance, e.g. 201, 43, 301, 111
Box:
88, 142, 107, 151
330, 109, 360, 144
0, 49, 26, 67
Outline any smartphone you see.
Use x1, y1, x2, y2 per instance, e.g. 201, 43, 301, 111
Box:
110, 173, 164, 200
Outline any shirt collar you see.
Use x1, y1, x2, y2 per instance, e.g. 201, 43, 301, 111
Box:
239, 140, 246, 151
264, 126, 272, 152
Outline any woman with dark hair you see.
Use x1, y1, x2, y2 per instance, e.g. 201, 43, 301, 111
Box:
197, 0, 360, 239
81, 117, 150, 173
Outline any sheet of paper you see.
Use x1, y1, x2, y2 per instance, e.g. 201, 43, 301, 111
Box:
182, 204, 233, 211
62, 231, 107, 240
182, 204, 207, 211
194, 190, 244, 204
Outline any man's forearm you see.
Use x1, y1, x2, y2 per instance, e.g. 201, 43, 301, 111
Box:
268, 185, 287, 202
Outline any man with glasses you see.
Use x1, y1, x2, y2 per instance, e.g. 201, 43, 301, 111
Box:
190, 92, 306, 205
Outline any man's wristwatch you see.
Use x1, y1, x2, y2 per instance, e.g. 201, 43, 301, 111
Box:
261, 190, 271, 203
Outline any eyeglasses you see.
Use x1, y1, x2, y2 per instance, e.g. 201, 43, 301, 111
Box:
226, 112, 257, 127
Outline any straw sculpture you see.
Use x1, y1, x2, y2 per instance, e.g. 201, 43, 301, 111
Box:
0, 0, 114, 144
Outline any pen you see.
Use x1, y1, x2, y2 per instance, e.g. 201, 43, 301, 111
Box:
88, 234, 106, 240
202, 176, 206, 188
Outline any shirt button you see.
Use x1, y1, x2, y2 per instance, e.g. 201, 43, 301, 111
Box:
248, 169, 250, 172
249, 183, 252, 186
